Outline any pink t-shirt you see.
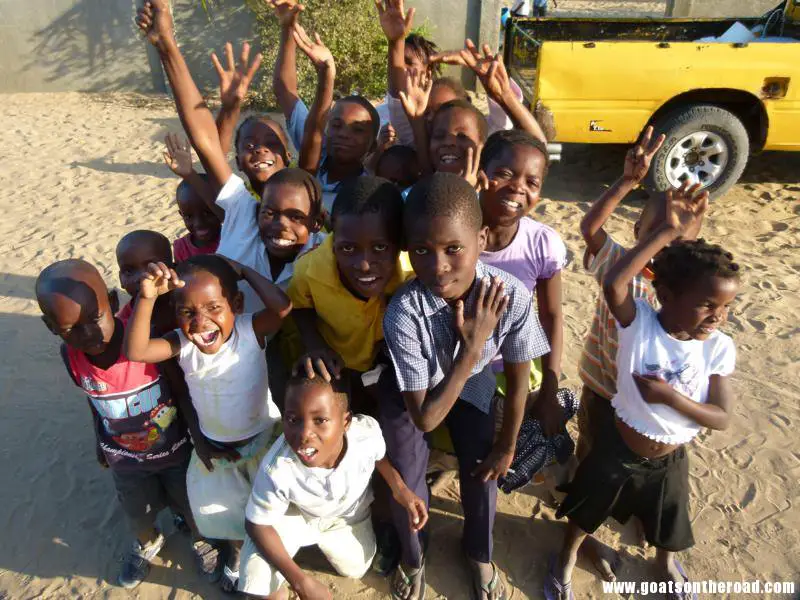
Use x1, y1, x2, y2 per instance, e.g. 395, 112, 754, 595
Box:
173, 233, 220, 263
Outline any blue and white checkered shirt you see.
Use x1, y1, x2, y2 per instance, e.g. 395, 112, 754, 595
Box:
383, 261, 550, 414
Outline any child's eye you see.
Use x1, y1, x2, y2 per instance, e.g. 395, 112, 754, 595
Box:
262, 209, 275, 219
446, 245, 464, 254
340, 244, 355, 254
413, 248, 429, 256
290, 214, 306, 223
374, 244, 388, 252
526, 178, 540, 189
313, 417, 329, 425
246, 143, 255, 151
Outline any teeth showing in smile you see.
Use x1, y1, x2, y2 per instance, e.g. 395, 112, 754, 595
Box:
255, 160, 275, 171
191, 330, 219, 347
502, 199, 522, 210
357, 276, 377, 284
268, 238, 294, 247
440, 154, 459, 164
298, 447, 318, 458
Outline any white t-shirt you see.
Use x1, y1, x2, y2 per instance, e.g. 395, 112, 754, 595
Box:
215, 174, 326, 312
246, 415, 386, 526
177, 313, 281, 443
612, 300, 736, 444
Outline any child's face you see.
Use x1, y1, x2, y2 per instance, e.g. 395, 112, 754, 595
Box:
430, 107, 482, 177
117, 241, 171, 299
258, 182, 318, 260
333, 213, 400, 300
376, 154, 420, 190
236, 119, 289, 185
326, 101, 375, 165
39, 269, 116, 356
482, 144, 546, 228
283, 383, 351, 469
659, 276, 739, 341
404, 46, 426, 74
424, 85, 460, 129
177, 188, 222, 248
174, 271, 242, 355
406, 214, 486, 303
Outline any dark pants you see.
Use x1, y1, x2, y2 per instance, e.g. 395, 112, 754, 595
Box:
378, 375, 496, 567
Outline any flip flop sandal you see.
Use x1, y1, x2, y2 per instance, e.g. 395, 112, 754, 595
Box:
670, 560, 698, 600
391, 562, 426, 600
220, 564, 240, 594
469, 560, 509, 600
543, 554, 574, 600
192, 539, 223, 583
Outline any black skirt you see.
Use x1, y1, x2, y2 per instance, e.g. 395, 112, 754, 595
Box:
556, 421, 694, 552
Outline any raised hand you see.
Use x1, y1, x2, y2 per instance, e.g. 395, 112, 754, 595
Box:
454, 276, 509, 355
269, 0, 304, 28
398, 67, 432, 120
459, 39, 512, 102
624, 125, 666, 183
135, 0, 175, 49
211, 41, 263, 110
163, 132, 194, 178
666, 181, 709, 239
375, 0, 415, 42
377, 122, 397, 153
139, 262, 185, 300
463, 143, 487, 190
291, 24, 334, 71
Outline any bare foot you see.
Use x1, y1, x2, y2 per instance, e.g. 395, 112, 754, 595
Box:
579, 536, 620, 582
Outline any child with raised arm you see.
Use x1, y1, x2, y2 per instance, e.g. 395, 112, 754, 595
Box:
381, 173, 551, 600
547, 185, 736, 600
240, 365, 427, 599
123, 254, 291, 592
35, 259, 209, 589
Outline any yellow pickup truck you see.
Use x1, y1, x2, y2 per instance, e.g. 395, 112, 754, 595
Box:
504, 1, 800, 197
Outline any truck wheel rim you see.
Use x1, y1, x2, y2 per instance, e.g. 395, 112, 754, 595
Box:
664, 131, 729, 189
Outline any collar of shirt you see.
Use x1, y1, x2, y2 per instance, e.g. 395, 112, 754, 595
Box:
417, 261, 490, 318
273, 231, 327, 286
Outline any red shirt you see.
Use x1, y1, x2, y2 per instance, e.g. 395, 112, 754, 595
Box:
173, 233, 220, 263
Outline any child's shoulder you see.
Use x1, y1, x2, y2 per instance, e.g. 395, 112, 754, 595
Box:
521, 215, 563, 241
481, 261, 530, 297
347, 414, 385, 460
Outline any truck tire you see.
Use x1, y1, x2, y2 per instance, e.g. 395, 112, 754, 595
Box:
646, 104, 749, 199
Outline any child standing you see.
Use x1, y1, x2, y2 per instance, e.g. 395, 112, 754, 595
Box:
36, 259, 198, 589
240, 367, 427, 598
548, 186, 736, 600
382, 173, 550, 600
123, 254, 291, 592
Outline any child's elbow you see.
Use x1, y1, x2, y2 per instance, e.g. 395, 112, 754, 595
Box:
277, 299, 293, 320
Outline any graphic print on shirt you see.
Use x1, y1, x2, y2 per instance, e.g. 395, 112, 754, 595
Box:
644, 356, 700, 399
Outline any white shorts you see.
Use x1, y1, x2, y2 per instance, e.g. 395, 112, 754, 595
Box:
239, 508, 377, 596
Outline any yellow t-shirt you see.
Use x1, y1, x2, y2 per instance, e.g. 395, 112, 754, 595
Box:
286, 236, 413, 372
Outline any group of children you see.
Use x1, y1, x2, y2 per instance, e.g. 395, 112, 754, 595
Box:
34, 0, 741, 598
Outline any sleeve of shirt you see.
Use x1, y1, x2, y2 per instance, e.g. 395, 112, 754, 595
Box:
359, 415, 387, 463
173, 236, 188, 263
500, 285, 550, 363
709, 334, 736, 377
286, 98, 310, 152
245, 463, 291, 526
616, 298, 652, 335
534, 226, 568, 281
385, 93, 415, 148
286, 256, 315, 310
215, 173, 255, 213
585, 234, 624, 286
383, 298, 431, 392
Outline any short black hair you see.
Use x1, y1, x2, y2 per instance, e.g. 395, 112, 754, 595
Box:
176, 172, 211, 204
234, 115, 291, 164
175, 254, 240, 305
285, 370, 350, 412
264, 167, 324, 222
432, 99, 489, 143
376, 145, 420, 180
337, 95, 381, 142
652, 239, 741, 296
331, 176, 404, 245
116, 230, 173, 265
404, 172, 482, 233
405, 33, 441, 77
432, 76, 467, 100
480, 129, 550, 177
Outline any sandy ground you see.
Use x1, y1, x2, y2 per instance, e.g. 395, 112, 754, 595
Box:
1, 30, 799, 599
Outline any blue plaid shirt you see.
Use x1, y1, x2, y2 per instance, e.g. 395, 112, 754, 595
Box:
383, 261, 550, 414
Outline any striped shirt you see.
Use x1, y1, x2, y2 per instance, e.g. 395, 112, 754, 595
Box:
578, 235, 658, 400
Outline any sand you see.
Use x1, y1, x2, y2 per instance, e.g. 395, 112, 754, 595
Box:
1, 5, 799, 597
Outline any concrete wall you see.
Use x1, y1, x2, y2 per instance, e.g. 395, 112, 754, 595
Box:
666, 0, 778, 17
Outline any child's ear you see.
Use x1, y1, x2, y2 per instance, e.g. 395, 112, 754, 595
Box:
477, 225, 489, 252
40, 314, 59, 336
343, 410, 353, 431
232, 291, 245, 314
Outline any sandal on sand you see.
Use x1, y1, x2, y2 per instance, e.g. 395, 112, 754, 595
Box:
192, 539, 223, 583
220, 564, 239, 594
544, 555, 574, 600
669, 560, 698, 600
391, 562, 426, 600
468, 560, 509, 600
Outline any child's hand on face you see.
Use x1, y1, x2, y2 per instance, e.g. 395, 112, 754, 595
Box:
291, 24, 334, 72
269, 0, 304, 28
375, 0, 415, 43
135, 0, 175, 49
455, 276, 509, 355
398, 67, 432, 120
623, 125, 666, 183
139, 262, 184, 300
393, 487, 429, 532
633, 373, 674, 405
377, 122, 397, 153
163, 132, 194, 178
211, 41, 263, 110
666, 181, 709, 239
293, 348, 345, 383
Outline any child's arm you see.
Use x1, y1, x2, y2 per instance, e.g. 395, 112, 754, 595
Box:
225, 259, 292, 343
530, 272, 564, 437
375, 457, 428, 531
580, 126, 665, 258
123, 262, 183, 363
365, 122, 397, 174
163, 132, 224, 221
633, 372, 732, 430
603, 183, 709, 327
244, 521, 332, 599
376, 0, 416, 98
212, 41, 263, 156
397, 277, 508, 432
136, 0, 232, 192
293, 24, 336, 174
398, 68, 433, 173
292, 309, 345, 382
270, 0, 305, 120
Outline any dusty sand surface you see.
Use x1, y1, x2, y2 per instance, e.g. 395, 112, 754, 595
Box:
1, 52, 798, 600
